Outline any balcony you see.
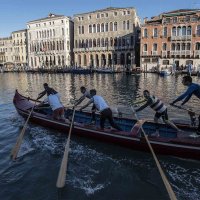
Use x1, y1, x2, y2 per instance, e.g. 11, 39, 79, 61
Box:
142, 51, 148, 56
152, 51, 158, 55
171, 35, 192, 41
162, 51, 167, 57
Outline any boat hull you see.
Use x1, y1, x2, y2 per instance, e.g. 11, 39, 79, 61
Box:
13, 90, 200, 160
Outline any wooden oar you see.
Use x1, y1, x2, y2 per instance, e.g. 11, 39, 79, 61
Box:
171, 104, 200, 115
131, 106, 177, 200
11, 100, 37, 160
56, 107, 76, 188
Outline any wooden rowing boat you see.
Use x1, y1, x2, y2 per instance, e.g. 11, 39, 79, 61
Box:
13, 90, 200, 160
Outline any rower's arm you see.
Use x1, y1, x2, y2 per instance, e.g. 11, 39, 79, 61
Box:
172, 85, 195, 104
37, 90, 46, 100
80, 99, 93, 110
135, 99, 150, 112
181, 93, 192, 105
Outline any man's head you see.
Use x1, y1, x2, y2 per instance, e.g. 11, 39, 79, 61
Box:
43, 83, 49, 90
143, 90, 150, 99
182, 76, 192, 86
90, 89, 96, 97
80, 86, 86, 94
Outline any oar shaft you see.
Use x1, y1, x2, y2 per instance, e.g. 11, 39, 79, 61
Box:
56, 107, 76, 188
171, 104, 200, 116
11, 101, 37, 160
131, 106, 177, 200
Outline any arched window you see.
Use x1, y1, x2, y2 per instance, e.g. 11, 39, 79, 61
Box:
89, 39, 92, 47
123, 21, 126, 30
153, 28, 158, 37
110, 22, 113, 31
144, 28, 148, 37
101, 23, 104, 32
177, 27, 181, 36
89, 25, 92, 33
97, 38, 100, 47
187, 26, 191, 35
163, 27, 167, 37
114, 22, 117, 31
93, 39, 96, 47
127, 20, 130, 30
171, 43, 175, 50
163, 43, 167, 51
196, 42, 200, 50
187, 43, 191, 50
101, 38, 104, 47
182, 43, 186, 50
143, 44, 147, 51
153, 43, 157, 51
97, 24, 100, 32
172, 27, 176, 36
105, 23, 108, 32
93, 24, 96, 33
182, 26, 186, 36
110, 37, 113, 46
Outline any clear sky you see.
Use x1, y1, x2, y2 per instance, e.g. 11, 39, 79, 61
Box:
0, 0, 199, 37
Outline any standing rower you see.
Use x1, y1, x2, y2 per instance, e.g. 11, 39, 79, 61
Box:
75, 86, 96, 124
135, 90, 180, 136
170, 75, 200, 135
80, 89, 122, 131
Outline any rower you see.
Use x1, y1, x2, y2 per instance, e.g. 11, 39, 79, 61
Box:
79, 89, 122, 131
134, 90, 181, 137
74, 86, 96, 124
170, 75, 200, 135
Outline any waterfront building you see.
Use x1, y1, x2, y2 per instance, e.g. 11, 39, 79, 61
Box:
141, 9, 200, 72
27, 13, 74, 69
0, 37, 13, 71
73, 7, 140, 70
11, 29, 28, 70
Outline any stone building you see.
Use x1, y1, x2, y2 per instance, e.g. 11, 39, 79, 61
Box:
0, 37, 13, 71
27, 13, 74, 69
141, 9, 200, 72
11, 29, 28, 69
73, 7, 140, 70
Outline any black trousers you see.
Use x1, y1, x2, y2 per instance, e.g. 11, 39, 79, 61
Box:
198, 115, 200, 132
100, 108, 122, 131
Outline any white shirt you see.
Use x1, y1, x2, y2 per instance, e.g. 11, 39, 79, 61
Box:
45, 94, 63, 111
90, 95, 109, 112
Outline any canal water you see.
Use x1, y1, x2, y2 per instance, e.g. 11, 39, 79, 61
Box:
0, 72, 199, 200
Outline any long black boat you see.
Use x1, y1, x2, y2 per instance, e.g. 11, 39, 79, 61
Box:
13, 90, 200, 160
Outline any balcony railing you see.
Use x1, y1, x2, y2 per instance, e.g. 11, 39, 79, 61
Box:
171, 35, 192, 41
171, 50, 192, 55
142, 51, 148, 56
152, 51, 158, 55
162, 51, 167, 57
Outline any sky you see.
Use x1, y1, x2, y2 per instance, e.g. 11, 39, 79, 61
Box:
0, 0, 199, 37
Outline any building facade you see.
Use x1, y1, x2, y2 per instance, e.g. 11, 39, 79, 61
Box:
141, 9, 200, 72
74, 7, 140, 70
11, 29, 28, 69
27, 13, 74, 69
0, 37, 13, 71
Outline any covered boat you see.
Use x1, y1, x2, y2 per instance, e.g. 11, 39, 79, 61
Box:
13, 90, 200, 160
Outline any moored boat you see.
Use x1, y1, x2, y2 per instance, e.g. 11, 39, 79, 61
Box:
13, 90, 200, 160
